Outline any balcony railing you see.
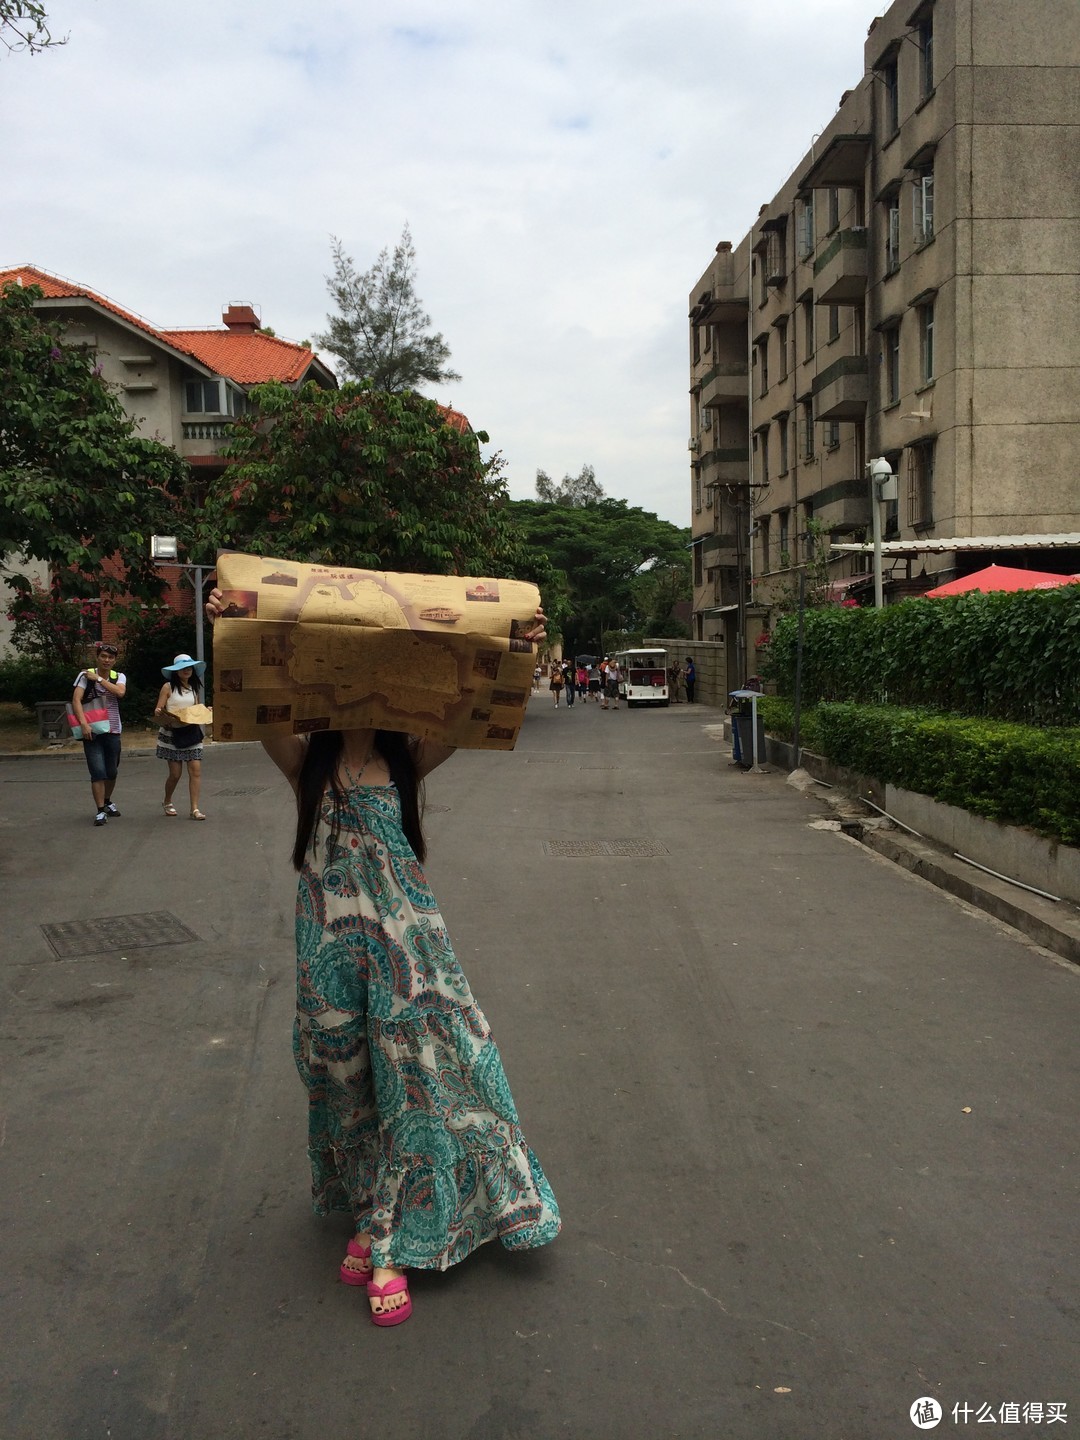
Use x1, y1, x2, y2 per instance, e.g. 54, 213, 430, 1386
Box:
812, 355, 869, 421
813, 228, 868, 304
698, 361, 749, 410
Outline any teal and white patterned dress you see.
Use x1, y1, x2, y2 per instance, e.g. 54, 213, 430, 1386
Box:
293, 780, 561, 1272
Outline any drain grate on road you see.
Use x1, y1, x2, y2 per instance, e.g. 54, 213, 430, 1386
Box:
542, 839, 669, 858
212, 785, 270, 797
41, 911, 201, 960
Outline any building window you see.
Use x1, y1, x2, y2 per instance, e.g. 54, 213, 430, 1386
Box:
907, 441, 935, 526
778, 414, 789, 474
802, 298, 815, 357
826, 420, 841, 449
797, 196, 815, 259
766, 229, 786, 284
779, 509, 790, 564
882, 58, 899, 135
918, 300, 935, 382
827, 304, 840, 342
883, 324, 901, 405
760, 428, 770, 482
919, 14, 934, 97
884, 191, 901, 274
758, 337, 769, 397
827, 187, 840, 233
759, 515, 771, 572
776, 318, 788, 381
912, 165, 934, 244
801, 399, 815, 460
184, 378, 222, 414
802, 502, 815, 560
693, 543, 703, 587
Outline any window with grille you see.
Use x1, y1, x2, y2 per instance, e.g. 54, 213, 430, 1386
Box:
882, 58, 899, 135
907, 441, 935, 526
883, 325, 901, 405
778, 415, 789, 474
797, 197, 815, 259
919, 15, 934, 96
918, 301, 935, 383
912, 166, 934, 244
802, 400, 815, 460
758, 337, 769, 397
828, 304, 840, 342
802, 298, 815, 357
766, 229, 786, 283
776, 319, 788, 381
884, 192, 901, 274
759, 515, 771, 572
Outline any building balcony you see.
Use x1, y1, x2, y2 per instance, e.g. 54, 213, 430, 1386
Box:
813, 228, 868, 304
181, 419, 233, 458
698, 361, 749, 409
810, 478, 871, 533
699, 446, 749, 485
812, 355, 868, 421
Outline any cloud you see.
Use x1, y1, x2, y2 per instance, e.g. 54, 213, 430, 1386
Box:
3, 0, 882, 523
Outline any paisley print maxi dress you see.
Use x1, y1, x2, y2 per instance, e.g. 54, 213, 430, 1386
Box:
293, 781, 561, 1272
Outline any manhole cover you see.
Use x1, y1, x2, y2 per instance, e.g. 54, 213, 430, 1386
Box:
41, 911, 201, 960
542, 840, 670, 857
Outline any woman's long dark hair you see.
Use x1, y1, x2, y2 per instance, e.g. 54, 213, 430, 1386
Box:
291, 729, 426, 871
169, 672, 203, 697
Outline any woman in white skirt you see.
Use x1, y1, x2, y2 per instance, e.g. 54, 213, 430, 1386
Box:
154, 653, 208, 820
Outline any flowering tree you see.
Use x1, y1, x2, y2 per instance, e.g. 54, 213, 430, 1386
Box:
7, 582, 99, 665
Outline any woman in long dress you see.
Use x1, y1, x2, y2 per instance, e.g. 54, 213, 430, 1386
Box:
206, 592, 560, 1326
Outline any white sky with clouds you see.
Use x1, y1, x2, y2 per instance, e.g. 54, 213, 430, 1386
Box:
3, 0, 886, 525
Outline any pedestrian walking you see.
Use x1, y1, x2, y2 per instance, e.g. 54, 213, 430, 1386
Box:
563, 661, 576, 707
71, 641, 127, 827
684, 657, 697, 703
575, 664, 588, 701
603, 659, 622, 710
549, 663, 564, 708
154, 653, 208, 820
533, 663, 542, 694
203, 589, 561, 1328
587, 664, 602, 702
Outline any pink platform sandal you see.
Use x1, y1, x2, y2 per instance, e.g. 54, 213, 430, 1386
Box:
366, 1274, 412, 1327
339, 1236, 372, 1286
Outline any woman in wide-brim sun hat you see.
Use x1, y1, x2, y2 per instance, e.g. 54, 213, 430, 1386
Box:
154, 653, 208, 819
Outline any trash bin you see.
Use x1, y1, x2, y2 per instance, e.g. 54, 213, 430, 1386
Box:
36, 701, 70, 742
729, 689, 766, 769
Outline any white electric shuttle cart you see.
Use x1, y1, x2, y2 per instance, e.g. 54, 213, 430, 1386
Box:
612, 648, 669, 707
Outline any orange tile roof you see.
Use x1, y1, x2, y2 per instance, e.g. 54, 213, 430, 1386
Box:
159, 328, 315, 384
0, 263, 326, 387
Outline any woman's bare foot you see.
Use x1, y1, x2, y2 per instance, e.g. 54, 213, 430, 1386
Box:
340, 1220, 373, 1284
368, 1265, 410, 1320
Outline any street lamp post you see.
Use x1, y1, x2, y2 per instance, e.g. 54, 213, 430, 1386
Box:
150, 536, 216, 665
867, 457, 897, 609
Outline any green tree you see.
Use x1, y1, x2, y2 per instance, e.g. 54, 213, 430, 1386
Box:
1, 1, 65, 54
507, 497, 690, 656
206, 381, 525, 576
0, 281, 191, 607
535, 463, 605, 507
316, 227, 461, 394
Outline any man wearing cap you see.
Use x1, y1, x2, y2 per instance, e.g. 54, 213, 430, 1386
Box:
72, 641, 127, 827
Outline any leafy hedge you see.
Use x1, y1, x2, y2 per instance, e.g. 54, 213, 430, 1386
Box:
763, 587, 1080, 726
758, 697, 1080, 846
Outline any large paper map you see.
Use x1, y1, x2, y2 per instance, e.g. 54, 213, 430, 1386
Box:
211, 552, 541, 750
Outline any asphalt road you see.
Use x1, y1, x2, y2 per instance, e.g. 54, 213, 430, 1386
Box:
1, 697, 1076, 1440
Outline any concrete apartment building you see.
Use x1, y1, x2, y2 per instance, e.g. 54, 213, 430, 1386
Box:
688, 0, 1080, 699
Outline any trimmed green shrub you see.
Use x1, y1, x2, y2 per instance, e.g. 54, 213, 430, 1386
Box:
763, 587, 1080, 726
762, 700, 1080, 847
0, 655, 76, 710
